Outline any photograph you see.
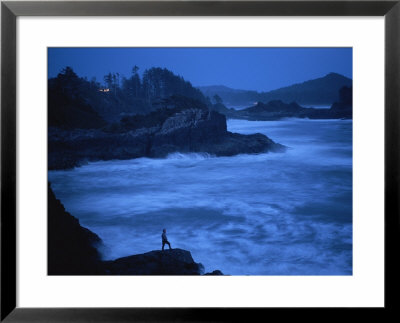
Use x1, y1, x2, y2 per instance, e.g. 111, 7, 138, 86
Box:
3, 0, 399, 320
47, 47, 353, 276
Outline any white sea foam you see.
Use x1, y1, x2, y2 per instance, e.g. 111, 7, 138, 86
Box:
49, 118, 352, 275
165, 152, 215, 160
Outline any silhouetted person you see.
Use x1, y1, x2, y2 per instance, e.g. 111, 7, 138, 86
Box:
161, 228, 172, 251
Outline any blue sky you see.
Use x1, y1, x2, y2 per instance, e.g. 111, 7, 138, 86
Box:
48, 47, 352, 92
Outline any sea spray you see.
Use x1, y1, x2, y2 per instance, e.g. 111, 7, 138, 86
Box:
49, 118, 352, 275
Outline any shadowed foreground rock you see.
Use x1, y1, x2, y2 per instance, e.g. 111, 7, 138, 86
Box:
48, 184, 104, 275
103, 249, 206, 275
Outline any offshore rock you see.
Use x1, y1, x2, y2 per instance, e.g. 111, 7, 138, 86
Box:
217, 86, 353, 121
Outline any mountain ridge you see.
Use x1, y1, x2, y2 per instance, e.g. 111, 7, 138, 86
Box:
198, 72, 352, 106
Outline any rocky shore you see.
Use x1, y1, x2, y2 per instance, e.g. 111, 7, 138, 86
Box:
48, 184, 223, 275
213, 86, 353, 121
48, 103, 285, 170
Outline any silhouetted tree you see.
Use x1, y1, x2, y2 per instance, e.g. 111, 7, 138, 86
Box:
49, 65, 209, 124
132, 66, 140, 97
48, 67, 107, 129
104, 73, 113, 89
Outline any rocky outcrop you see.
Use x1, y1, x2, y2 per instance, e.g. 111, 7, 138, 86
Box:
48, 127, 154, 169
149, 108, 226, 157
228, 100, 311, 120
48, 184, 104, 275
48, 103, 285, 170
103, 249, 207, 275
220, 86, 353, 121
148, 107, 283, 157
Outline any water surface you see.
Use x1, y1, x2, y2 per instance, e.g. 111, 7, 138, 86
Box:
49, 118, 352, 275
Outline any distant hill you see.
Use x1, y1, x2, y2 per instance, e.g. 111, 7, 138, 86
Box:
258, 73, 352, 105
198, 72, 352, 107
198, 85, 258, 107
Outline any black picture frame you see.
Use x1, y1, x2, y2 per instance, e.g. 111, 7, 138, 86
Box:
1, 1, 399, 321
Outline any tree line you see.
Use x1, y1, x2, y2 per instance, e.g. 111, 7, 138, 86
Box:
48, 66, 211, 125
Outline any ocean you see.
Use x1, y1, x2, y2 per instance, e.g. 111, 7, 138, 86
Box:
49, 118, 352, 275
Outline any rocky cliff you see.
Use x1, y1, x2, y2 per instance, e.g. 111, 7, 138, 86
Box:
48, 184, 104, 275
48, 100, 285, 170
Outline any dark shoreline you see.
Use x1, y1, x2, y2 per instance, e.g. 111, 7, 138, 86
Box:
48, 108, 286, 171
48, 184, 223, 275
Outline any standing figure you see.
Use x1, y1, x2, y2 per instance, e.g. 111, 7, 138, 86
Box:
161, 228, 172, 251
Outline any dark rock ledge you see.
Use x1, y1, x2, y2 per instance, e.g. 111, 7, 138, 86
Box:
103, 249, 206, 275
